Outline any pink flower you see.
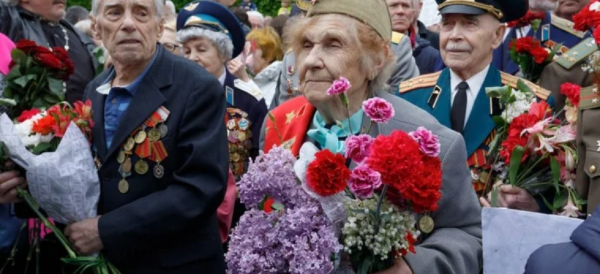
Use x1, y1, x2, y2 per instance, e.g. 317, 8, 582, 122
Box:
362, 98, 395, 123
345, 134, 374, 163
348, 165, 382, 199
326, 77, 351, 96
409, 127, 441, 157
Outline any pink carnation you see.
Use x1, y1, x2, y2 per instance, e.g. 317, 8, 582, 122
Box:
409, 127, 441, 157
326, 77, 351, 96
362, 98, 395, 123
348, 165, 382, 199
345, 134, 374, 163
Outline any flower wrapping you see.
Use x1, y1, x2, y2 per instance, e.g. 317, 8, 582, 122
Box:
0, 113, 99, 224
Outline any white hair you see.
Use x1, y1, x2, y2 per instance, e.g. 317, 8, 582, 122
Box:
247, 11, 264, 23
91, 0, 164, 18
75, 19, 93, 38
177, 27, 234, 60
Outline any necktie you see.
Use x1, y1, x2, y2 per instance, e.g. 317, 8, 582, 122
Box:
451, 81, 468, 134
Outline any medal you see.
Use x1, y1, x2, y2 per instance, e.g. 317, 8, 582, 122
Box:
135, 130, 147, 144
117, 151, 125, 164
122, 157, 132, 173
227, 119, 236, 130
231, 152, 241, 162
148, 128, 161, 142
118, 179, 129, 194
124, 137, 135, 151
134, 159, 149, 175
159, 124, 168, 138
419, 215, 434, 234
154, 163, 164, 178
238, 132, 247, 142
135, 138, 151, 159
238, 118, 249, 130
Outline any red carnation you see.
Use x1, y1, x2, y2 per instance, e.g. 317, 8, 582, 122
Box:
530, 46, 549, 64
306, 150, 350, 197
594, 28, 600, 49
17, 109, 42, 123
499, 136, 530, 164
15, 39, 38, 54
366, 130, 442, 213
263, 197, 275, 213
512, 37, 537, 53
560, 83, 581, 107
507, 113, 540, 138
507, 11, 546, 28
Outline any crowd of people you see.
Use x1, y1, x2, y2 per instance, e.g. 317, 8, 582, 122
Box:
0, 0, 599, 273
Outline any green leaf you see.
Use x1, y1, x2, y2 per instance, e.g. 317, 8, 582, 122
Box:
549, 43, 563, 59
550, 157, 561, 193
10, 49, 25, 63
13, 74, 35, 88
0, 98, 17, 106
491, 187, 499, 207
491, 116, 506, 127
485, 86, 510, 98
4, 64, 22, 81
540, 194, 554, 212
509, 146, 525, 185
271, 202, 284, 211
516, 79, 533, 94
358, 255, 373, 274
47, 77, 65, 97
553, 191, 566, 210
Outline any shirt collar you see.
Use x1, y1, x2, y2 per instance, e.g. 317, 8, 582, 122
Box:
96, 46, 160, 95
218, 68, 226, 86
449, 65, 490, 97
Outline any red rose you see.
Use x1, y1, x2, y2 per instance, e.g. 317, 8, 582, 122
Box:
366, 130, 442, 213
15, 39, 38, 54
306, 150, 350, 197
560, 83, 581, 107
530, 46, 549, 64
35, 52, 63, 71
17, 109, 42, 123
52, 47, 74, 77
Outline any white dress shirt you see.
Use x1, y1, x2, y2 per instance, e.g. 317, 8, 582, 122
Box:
218, 68, 226, 86
503, 25, 532, 41
449, 65, 490, 127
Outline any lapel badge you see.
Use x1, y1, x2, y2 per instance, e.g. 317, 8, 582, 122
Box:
490, 97, 503, 116
286, 66, 295, 76
226, 86, 234, 105
427, 85, 442, 109
541, 24, 550, 42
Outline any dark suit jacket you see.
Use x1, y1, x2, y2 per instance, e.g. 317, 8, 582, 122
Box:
83, 46, 228, 274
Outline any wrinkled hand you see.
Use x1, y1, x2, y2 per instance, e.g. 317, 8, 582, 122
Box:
65, 216, 104, 255
373, 258, 413, 274
227, 58, 250, 82
0, 162, 27, 204
479, 185, 540, 212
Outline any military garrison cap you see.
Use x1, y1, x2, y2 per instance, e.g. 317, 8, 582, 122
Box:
436, 0, 528, 22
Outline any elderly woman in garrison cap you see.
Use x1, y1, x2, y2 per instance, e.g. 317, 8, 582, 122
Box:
261, 0, 482, 273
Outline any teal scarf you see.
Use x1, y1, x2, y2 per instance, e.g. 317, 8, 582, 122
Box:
306, 109, 363, 154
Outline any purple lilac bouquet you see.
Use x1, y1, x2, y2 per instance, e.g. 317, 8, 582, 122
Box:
226, 146, 342, 274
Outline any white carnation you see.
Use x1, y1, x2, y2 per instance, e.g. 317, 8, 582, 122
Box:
590, 2, 600, 11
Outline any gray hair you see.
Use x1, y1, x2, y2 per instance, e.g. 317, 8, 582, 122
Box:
176, 27, 234, 61
91, 0, 164, 18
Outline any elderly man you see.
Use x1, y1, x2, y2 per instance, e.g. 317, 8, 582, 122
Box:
60, 0, 228, 273
263, 0, 481, 273
387, 0, 439, 74
399, 0, 554, 212
247, 10, 265, 29
0, 0, 97, 104
271, 0, 419, 108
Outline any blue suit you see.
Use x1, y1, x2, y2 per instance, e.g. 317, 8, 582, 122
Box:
397, 66, 553, 192
493, 12, 590, 74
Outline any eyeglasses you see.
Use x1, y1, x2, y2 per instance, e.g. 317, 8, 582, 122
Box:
162, 43, 181, 53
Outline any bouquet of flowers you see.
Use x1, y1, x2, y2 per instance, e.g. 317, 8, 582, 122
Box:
0, 39, 118, 273
226, 78, 443, 273
483, 80, 583, 216
508, 12, 561, 82
573, 0, 600, 79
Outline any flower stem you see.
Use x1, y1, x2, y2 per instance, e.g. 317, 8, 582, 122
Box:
374, 184, 388, 233
16, 187, 77, 259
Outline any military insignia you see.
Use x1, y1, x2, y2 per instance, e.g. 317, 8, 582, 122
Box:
184, 2, 199, 11
398, 71, 441, 94
239, 118, 250, 130
427, 85, 442, 109
579, 86, 600, 109
551, 15, 586, 38
226, 86, 235, 105
226, 108, 253, 180
597, 140, 600, 152
118, 179, 129, 194
556, 38, 596, 70
490, 97, 503, 116
282, 136, 297, 150
541, 24, 550, 42
287, 66, 295, 76
285, 110, 297, 124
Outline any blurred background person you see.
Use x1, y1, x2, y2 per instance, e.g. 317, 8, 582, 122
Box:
278, 0, 292, 15
555, 0, 589, 21
247, 10, 265, 29
161, 20, 182, 56
230, 6, 252, 35
240, 0, 257, 11
269, 14, 289, 39
65, 5, 88, 25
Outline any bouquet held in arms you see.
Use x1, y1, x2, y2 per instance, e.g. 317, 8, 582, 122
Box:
226, 77, 443, 273
507, 11, 561, 82
483, 79, 584, 217
0, 39, 119, 273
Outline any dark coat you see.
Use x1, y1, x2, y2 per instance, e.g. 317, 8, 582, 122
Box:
84, 46, 228, 274
525, 204, 600, 274
413, 36, 440, 75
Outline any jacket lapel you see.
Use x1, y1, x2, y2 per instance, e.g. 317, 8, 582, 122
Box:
462, 67, 501, 157
91, 85, 108, 161
103, 46, 172, 161
429, 68, 452, 129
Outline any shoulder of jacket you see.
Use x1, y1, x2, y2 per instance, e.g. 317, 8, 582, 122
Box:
555, 37, 597, 69
391, 31, 405, 44
233, 79, 263, 101
579, 85, 600, 110
550, 15, 586, 38
398, 71, 441, 94
500, 72, 551, 100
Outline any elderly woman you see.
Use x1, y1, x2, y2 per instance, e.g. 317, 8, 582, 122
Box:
261, 0, 482, 273
176, 1, 268, 244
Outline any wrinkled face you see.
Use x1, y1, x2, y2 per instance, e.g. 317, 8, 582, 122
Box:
21, 0, 66, 22
440, 13, 504, 77
92, 0, 164, 66
296, 15, 369, 106
557, 0, 590, 17
249, 15, 264, 29
160, 28, 181, 56
183, 37, 227, 79
386, 0, 415, 33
